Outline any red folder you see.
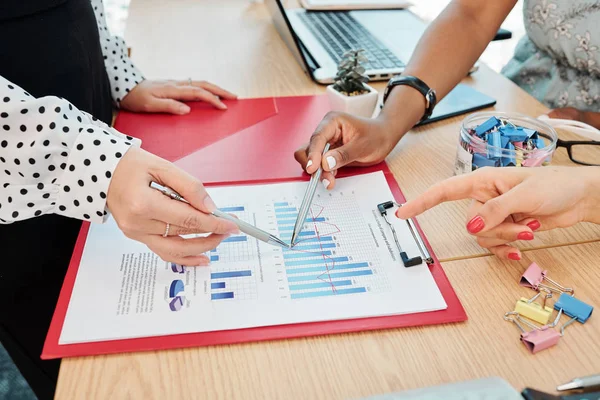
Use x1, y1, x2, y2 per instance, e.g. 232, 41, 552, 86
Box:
42, 95, 466, 359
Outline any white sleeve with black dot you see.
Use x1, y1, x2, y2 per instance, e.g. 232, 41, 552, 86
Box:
91, 0, 144, 106
0, 75, 141, 224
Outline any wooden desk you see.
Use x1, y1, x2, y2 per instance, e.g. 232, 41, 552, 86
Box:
55, 1, 600, 398
56, 244, 600, 399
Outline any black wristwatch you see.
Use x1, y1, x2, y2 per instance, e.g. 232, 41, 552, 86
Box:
383, 75, 437, 123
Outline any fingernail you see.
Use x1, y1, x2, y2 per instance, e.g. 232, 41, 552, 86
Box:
326, 156, 337, 170
218, 102, 227, 110
508, 252, 521, 261
395, 208, 406, 219
517, 231, 534, 241
306, 160, 313, 171
204, 195, 217, 212
322, 179, 330, 189
179, 105, 191, 114
199, 255, 210, 266
228, 226, 240, 234
527, 220, 541, 231
466, 216, 485, 234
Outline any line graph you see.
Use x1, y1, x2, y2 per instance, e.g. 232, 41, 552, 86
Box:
274, 193, 389, 300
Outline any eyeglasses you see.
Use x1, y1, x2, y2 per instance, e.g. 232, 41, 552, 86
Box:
537, 116, 600, 166
555, 137, 600, 166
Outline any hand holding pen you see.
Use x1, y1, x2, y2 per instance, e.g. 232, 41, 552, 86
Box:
294, 113, 395, 190
107, 148, 239, 266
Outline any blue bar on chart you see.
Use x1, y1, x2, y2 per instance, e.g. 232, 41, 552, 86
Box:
277, 217, 326, 225
289, 280, 353, 290
211, 282, 226, 289
285, 256, 348, 267
219, 206, 245, 212
283, 250, 332, 260
274, 202, 289, 207
222, 236, 247, 243
279, 231, 316, 239
211, 292, 235, 300
298, 236, 333, 243
286, 262, 370, 275
274, 207, 297, 213
210, 255, 219, 262
211, 270, 252, 279
290, 287, 367, 299
287, 269, 372, 282
285, 243, 336, 251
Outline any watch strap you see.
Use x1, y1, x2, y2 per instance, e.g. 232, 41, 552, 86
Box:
383, 75, 437, 122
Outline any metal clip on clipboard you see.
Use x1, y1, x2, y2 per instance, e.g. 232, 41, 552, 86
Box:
377, 201, 433, 267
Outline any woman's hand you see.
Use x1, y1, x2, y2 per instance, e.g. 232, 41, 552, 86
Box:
107, 147, 239, 266
548, 107, 600, 130
120, 79, 237, 115
295, 86, 429, 188
396, 166, 600, 260
294, 112, 397, 189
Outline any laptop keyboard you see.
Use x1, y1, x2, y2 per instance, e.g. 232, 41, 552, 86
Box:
298, 11, 404, 70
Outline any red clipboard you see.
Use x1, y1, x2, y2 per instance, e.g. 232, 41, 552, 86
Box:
42, 95, 466, 359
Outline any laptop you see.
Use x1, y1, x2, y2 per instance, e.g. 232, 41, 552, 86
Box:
266, 0, 426, 84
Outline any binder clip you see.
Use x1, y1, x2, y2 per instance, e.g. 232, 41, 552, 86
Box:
377, 201, 433, 267
519, 262, 574, 295
514, 288, 554, 325
504, 311, 561, 354
553, 293, 593, 335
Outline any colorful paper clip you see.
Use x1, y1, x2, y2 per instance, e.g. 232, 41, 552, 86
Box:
504, 312, 561, 354
519, 262, 574, 295
553, 292, 594, 335
514, 289, 554, 325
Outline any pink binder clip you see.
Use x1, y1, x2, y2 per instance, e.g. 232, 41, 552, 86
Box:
519, 262, 546, 289
504, 311, 561, 354
520, 327, 561, 353
519, 262, 574, 295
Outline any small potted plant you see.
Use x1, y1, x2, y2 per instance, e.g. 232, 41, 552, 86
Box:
326, 49, 378, 118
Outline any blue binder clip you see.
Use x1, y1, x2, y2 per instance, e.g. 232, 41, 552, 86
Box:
554, 293, 593, 323
475, 116, 500, 137
553, 293, 593, 335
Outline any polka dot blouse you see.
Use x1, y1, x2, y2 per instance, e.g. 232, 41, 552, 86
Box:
0, 0, 145, 225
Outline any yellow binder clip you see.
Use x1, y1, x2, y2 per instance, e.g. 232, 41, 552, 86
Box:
514, 289, 553, 325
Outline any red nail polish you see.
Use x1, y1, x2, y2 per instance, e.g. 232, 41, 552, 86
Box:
466, 216, 485, 233
508, 252, 521, 261
527, 220, 541, 231
517, 231, 534, 241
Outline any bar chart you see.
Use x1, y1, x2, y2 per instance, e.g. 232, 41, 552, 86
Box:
209, 268, 257, 301
207, 205, 253, 263
273, 198, 389, 300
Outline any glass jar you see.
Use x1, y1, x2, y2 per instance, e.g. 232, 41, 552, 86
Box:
454, 111, 558, 175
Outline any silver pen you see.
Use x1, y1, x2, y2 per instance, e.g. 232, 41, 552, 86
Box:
150, 182, 289, 248
557, 374, 600, 391
290, 143, 330, 246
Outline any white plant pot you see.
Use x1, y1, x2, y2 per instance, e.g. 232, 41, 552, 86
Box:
326, 84, 379, 118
